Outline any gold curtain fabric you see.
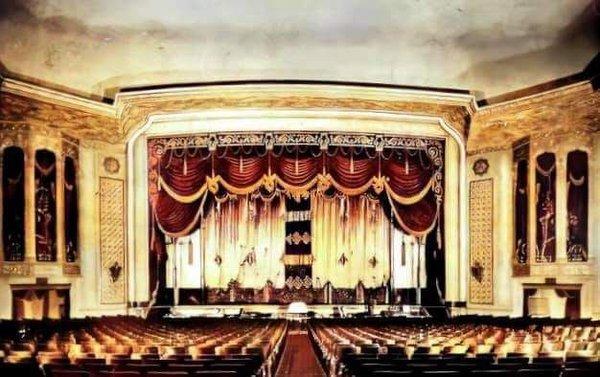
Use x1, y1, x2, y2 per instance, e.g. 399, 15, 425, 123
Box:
201, 195, 286, 288
311, 194, 394, 288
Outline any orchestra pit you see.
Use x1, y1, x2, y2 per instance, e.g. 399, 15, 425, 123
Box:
0, 1, 599, 376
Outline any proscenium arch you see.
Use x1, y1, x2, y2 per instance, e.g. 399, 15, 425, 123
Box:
124, 90, 471, 309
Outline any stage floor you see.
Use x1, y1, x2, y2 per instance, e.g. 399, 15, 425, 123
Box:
137, 304, 394, 318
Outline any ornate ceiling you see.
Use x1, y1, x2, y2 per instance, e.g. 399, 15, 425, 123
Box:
0, 0, 598, 100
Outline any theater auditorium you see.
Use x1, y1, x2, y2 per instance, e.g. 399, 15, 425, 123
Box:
0, 1, 599, 376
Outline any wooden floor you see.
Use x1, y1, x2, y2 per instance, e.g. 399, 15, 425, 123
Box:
275, 330, 326, 377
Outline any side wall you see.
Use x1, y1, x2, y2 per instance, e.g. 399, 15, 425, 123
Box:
466, 133, 598, 319
0, 135, 127, 319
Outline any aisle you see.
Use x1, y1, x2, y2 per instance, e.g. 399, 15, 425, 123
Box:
275, 329, 326, 377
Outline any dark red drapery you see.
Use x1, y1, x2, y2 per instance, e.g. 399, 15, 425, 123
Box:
149, 142, 443, 241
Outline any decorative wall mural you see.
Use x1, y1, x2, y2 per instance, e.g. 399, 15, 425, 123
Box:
35, 150, 57, 262
566, 150, 588, 262
535, 153, 556, 263
469, 179, 493, 305
64, 156, 78, 263
513, 138, 529, 276
99, 177, 126, 304
2, 147, 25, 261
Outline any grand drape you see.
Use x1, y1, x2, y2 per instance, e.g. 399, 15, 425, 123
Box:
149, 143, 442, 240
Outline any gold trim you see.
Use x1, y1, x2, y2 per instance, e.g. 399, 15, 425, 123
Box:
282, 254, 314, 266
158, 177, 208, 203
383, 177, 434, 205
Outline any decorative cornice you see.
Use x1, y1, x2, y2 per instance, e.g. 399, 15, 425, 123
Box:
2, 76, 598, 149
148, 131, 445, 152
1, 78, 115, 117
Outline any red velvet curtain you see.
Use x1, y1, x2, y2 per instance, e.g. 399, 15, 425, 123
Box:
271, 146, 323, 187
154, 148, 212, 236
382, 149, 435, 200
149, 142, 442, 240
326, 147, 379, 191
216, 147, 269, 191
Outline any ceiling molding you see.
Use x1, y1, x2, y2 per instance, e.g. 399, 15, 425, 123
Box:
1, 78, 116, 117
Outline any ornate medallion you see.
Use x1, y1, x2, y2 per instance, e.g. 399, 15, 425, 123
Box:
103, 157, 120, 174
472, 158, 489, 176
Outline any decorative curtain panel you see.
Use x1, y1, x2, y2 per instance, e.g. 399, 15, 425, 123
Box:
284, 196, 313, 289
2, 146, 25, 261
535, 152, 556, 263
566, 150, 588, 262
201, 194, 286, 288
311, 194, 392, 288
390, 226, 426, 289
148, 142, 443, 240
35, 150, 57, 262
64, 156, 78, 263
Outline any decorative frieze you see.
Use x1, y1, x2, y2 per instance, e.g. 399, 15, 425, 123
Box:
0, 262, 31, 276
469, 178, 494, 305
99, 177, 126, 304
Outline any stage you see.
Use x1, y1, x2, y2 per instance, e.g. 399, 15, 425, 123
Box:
132, 303, 439, 320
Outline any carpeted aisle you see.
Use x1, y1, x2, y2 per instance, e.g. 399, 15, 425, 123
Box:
275, 330, 326, 377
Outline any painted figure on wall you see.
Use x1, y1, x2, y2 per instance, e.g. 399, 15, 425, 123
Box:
535, 152, 556, 263
35, 150, 57, 262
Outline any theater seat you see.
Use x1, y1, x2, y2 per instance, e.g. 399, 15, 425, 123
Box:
515, 368, 561, 377
470, 369, 515, 377
0, 362, 44, 377
98, 371, 141, 377
52, 370, 90, 377
562, 368, 597, 377
421, 371, 461, 376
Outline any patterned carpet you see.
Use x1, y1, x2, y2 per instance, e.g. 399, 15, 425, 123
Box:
275, 331, 326, 377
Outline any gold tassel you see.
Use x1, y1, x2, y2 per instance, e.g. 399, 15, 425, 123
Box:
350, 150, 354, 173
188, 238, 194, 265
404, 150, 409, 174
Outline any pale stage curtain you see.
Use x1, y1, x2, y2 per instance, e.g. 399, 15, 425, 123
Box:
202, 194, 286, 288
311, 194, 391, 288
166, 230, 203, 289
390, 228, 426, 288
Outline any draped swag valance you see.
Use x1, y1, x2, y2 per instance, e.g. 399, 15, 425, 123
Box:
148, 132, 444, 241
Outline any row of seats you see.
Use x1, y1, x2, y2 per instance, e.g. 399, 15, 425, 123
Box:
309, 319, 600, 376
0, 317, 287, 377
